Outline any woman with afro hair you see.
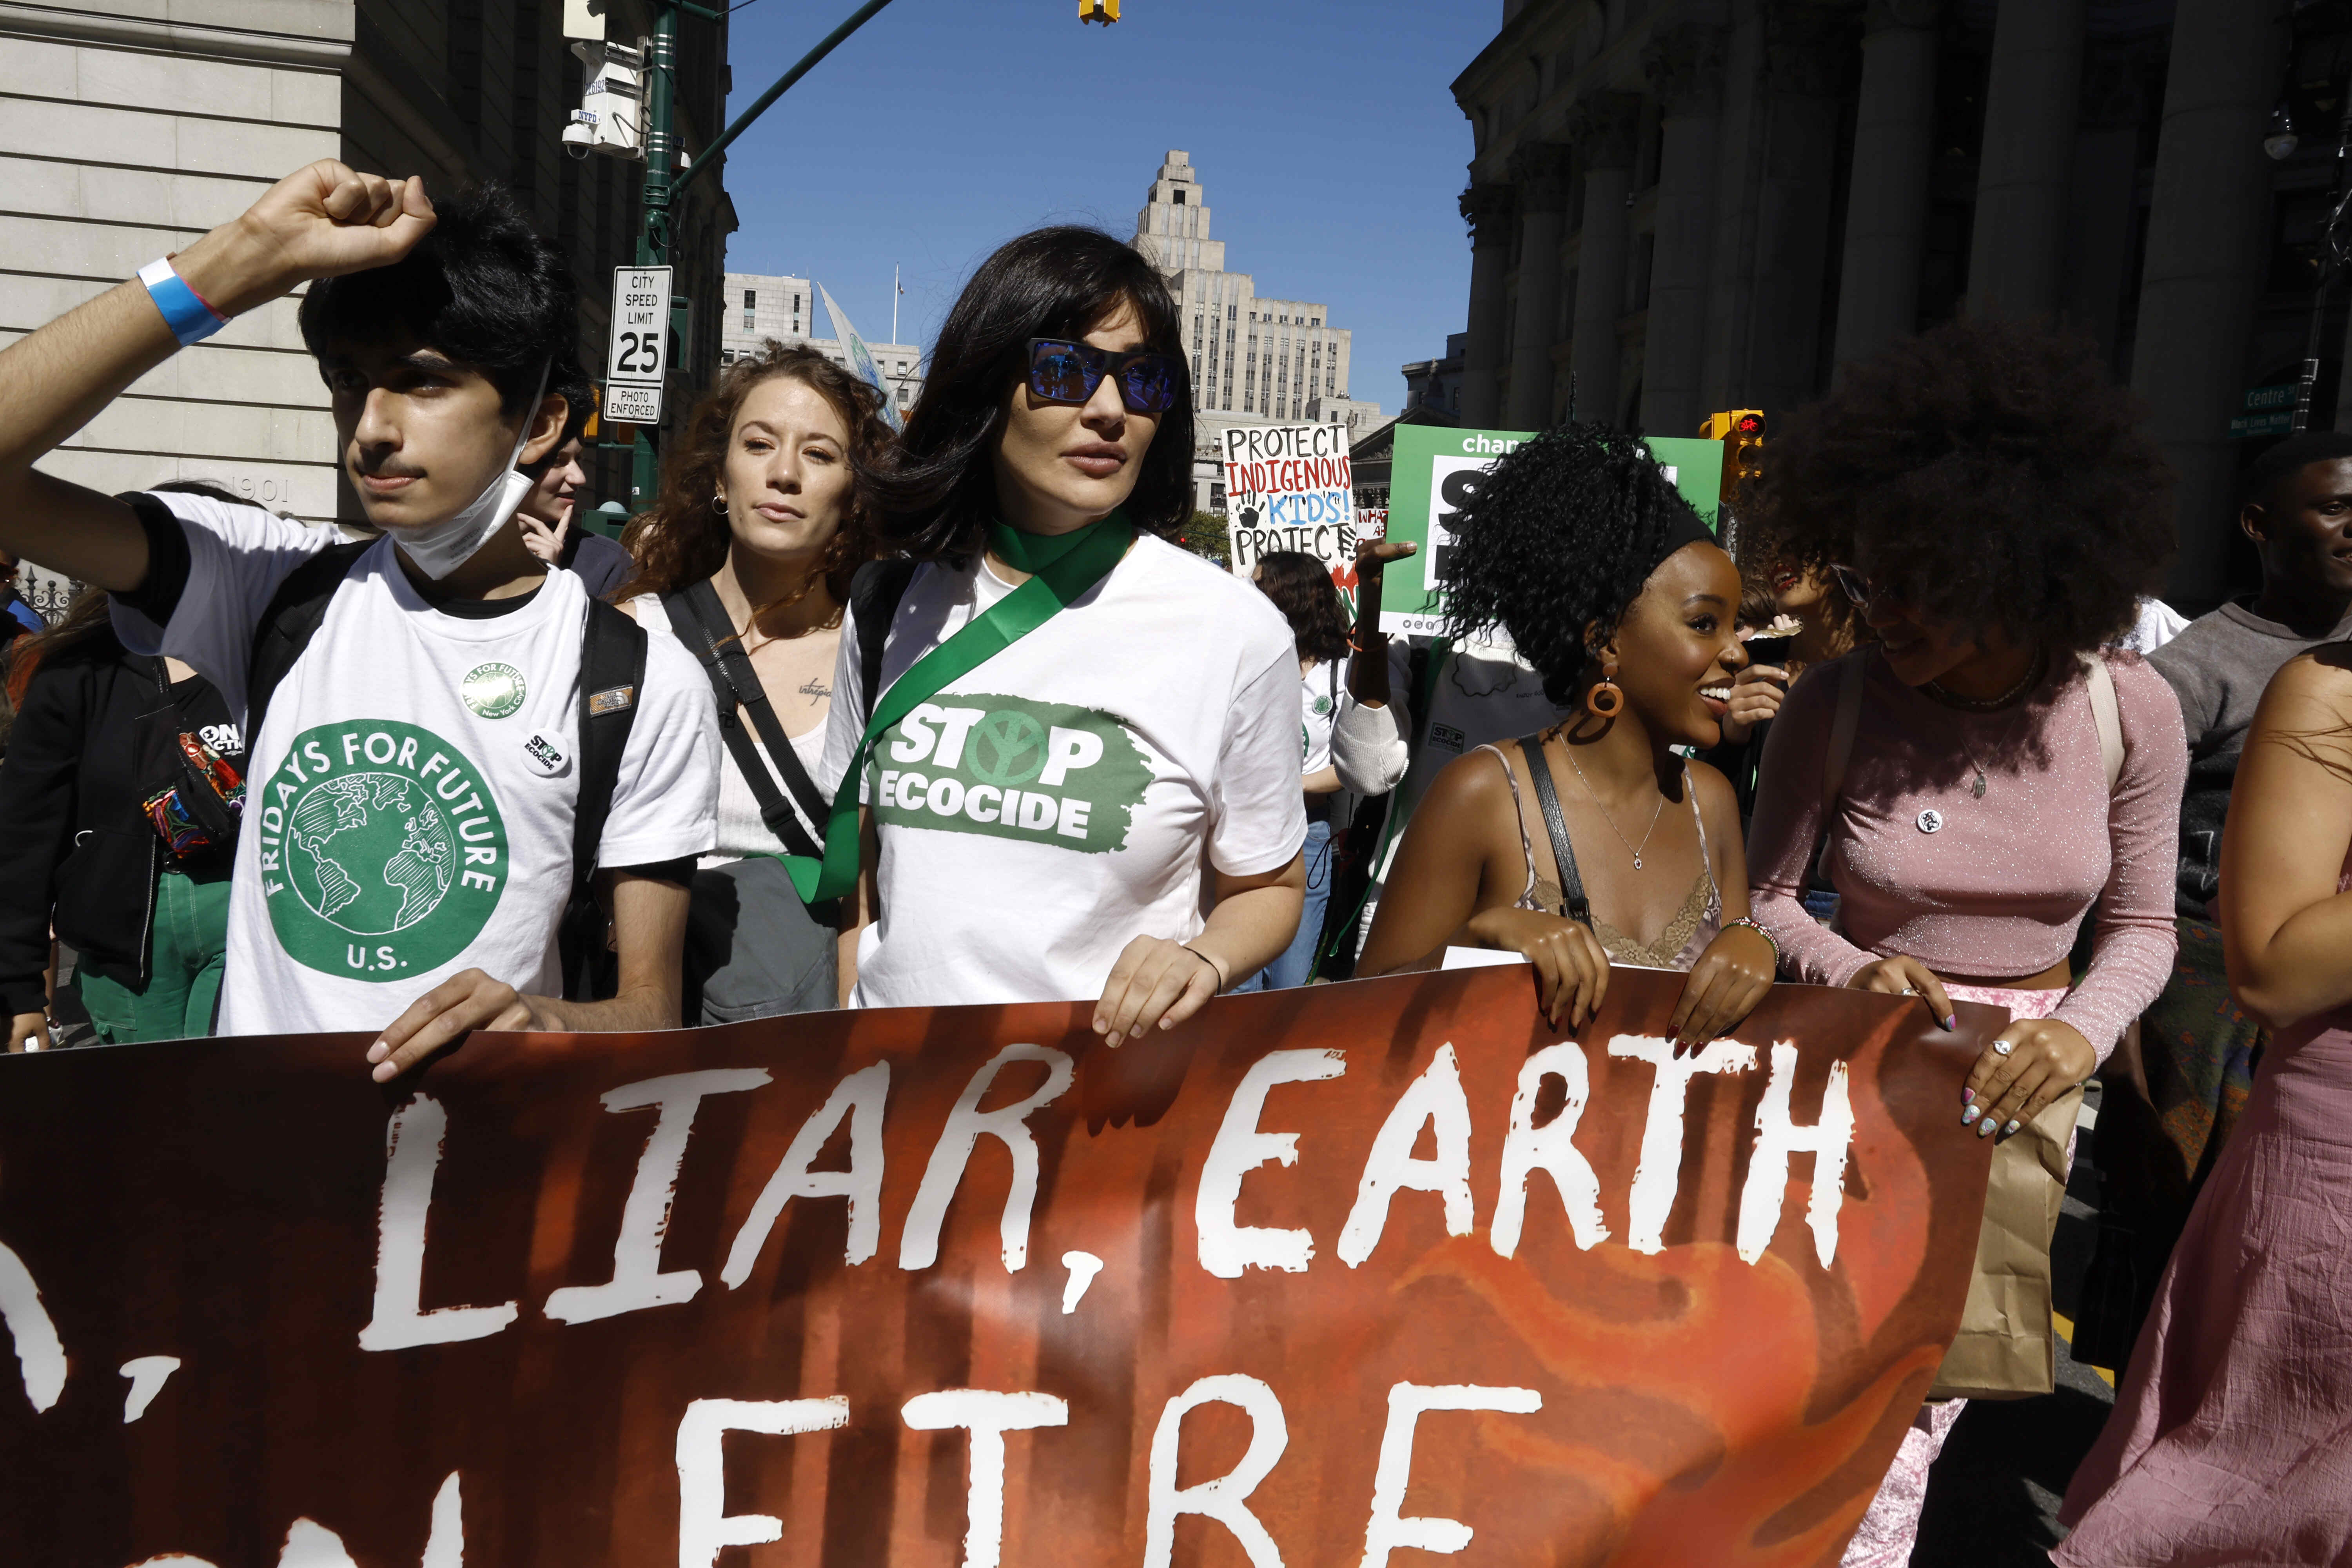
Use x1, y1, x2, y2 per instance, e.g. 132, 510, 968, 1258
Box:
1741, 317, 2188, 1565
1359, 423, 1779, 1047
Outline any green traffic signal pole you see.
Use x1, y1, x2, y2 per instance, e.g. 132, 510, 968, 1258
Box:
625, 0, 904, 508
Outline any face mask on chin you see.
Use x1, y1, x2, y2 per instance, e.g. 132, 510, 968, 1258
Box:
392, 361, 552, 581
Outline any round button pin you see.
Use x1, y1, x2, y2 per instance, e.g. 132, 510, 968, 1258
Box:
1916, 808, 1944, 834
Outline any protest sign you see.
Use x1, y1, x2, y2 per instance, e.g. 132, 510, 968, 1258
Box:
0, 968, 1995, 1566
1381, 426, 1727, 636
1222, 423, 1358, 607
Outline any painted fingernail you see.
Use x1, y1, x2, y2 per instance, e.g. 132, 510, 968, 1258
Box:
2002, 1119, 2021, 1137
1976, 1116, 1996, 1138
366, 1040, 389, 1063
1942, 1013, 1959, 1031
1962, 1088, 1976, 1106
1961, 1105, 1979, 1125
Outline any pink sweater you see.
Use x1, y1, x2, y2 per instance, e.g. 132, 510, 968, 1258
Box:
1745, 647, 2187, 1060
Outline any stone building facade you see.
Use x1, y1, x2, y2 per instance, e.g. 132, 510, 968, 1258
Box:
1454, 0, 2325, 607
1131, 151, 1364, 424
718, 270, 924, 417
0, 0, 734, 604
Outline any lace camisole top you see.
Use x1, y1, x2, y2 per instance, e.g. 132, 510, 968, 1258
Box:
1478, 742, 1724, 972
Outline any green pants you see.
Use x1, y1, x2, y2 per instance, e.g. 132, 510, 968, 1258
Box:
78, 866, 230, 1044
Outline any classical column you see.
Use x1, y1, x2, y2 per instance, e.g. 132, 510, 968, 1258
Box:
1568, 94, 1641, 427
1831, 0, 1944, 373
1737, 1, 1853, 415
1459, 183, 1517, 429
1967, 0, 2088, 318
2130, 0, 2289, 605
2064, 42, 2155, 364
1639, 22, 1725, 438
1506, 143, 1574, 430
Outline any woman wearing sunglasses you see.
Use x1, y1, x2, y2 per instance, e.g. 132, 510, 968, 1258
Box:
816, 227, 1305, 1038
1740, 318, 2186, 1566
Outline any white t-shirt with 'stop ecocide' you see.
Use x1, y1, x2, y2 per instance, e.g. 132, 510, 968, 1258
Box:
817, 533, 1308, 1009
113, 492, 719, 1036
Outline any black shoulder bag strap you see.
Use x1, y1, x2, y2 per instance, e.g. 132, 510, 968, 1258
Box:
571, 597, 649, 896
1515, 735, 1592, 926
662, 579, 826, 860
850, 556, 921, 724
243, 539, 373, 748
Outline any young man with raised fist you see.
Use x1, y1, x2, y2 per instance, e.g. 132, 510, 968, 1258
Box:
0, 162, 718, 1074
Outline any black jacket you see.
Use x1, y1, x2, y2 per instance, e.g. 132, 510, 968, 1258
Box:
0, 629, 233, 1014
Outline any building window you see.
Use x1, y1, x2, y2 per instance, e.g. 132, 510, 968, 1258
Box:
743, 312, 754, 328
744, 289, 756, 308
1227, 305, 1236, 320
1173, 188, 1186, 205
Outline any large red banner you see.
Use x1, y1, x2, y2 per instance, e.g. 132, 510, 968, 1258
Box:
0, 967, 1996, 1566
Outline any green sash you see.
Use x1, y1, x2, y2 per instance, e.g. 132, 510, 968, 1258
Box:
782, 511, 1136, 902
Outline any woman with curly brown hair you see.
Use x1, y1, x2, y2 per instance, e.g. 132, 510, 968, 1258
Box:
615, 341, 891, 1019
1741, 318, 2189, 1564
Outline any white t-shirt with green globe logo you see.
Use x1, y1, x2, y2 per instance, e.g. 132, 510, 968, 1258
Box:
818, 534, 1307, 1008
112, 492, 719, 1035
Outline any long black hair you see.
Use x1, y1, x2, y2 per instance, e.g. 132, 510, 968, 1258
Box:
1252, 551, 1350, 662
1440, 423, 1711, 707
859, 226, 1194, 557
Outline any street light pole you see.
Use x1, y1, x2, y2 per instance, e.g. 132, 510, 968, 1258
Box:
624, 0, 904, 506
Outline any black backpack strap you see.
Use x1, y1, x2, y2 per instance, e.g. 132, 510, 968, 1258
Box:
1515, 735, 1591, 926
849, 556, 920, 724
243, 539, 372, 749
572, 597, 650, 895
661, 581, 825, 859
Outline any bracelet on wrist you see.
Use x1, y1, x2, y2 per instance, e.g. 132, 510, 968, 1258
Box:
137, 257, 229, 346
1721, 916, 1780, 969
1183, 944, 1229, 993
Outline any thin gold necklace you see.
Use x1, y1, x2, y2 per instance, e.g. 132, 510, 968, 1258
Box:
1562, 743, 1668, 870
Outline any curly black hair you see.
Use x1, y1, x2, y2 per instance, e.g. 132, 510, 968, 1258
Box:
1252, 550, 1351, 662
1439, 423, 1712, 706
1747, 317, 2174, 655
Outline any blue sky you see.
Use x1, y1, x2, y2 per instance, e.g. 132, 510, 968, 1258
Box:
713, 0, 1480, 414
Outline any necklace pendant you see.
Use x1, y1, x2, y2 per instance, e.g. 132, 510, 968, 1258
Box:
1971, 771, 1987, 799
1632, 853, 1642, 870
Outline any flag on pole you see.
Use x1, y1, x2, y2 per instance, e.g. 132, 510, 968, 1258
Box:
818, 283, 903, 433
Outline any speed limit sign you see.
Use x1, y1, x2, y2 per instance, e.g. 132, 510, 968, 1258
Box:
606, 265, 672, 421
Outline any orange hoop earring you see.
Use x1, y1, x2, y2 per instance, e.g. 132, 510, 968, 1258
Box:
1586, 658, 1623, 719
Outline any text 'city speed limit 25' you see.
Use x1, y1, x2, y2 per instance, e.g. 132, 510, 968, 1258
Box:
606, 265, 672, 426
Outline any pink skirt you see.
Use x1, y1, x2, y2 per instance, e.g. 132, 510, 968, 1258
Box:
1841, 982, 2066, 1568
2054, 1018, 2352, 1563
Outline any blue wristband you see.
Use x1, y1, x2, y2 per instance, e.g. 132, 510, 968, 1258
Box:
137, 258, 227, 346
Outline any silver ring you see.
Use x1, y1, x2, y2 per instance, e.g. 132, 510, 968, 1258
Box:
1899, 987, 1920, 997
1993, 1040, 2013, 1057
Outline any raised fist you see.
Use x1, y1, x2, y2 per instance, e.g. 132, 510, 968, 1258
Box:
179, 161, 436, 318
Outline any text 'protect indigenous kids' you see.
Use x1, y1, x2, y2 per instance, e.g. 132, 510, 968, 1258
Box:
0, 162, 719, 1074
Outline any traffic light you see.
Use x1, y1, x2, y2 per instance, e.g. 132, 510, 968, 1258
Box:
1700, 408, 1764, 507
1080, 0, 1120, 21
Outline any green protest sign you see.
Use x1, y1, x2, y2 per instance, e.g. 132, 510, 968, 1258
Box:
1379, 426, 1727, 637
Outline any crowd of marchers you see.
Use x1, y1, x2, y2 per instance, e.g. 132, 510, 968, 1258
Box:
0, 161, 2346, 1563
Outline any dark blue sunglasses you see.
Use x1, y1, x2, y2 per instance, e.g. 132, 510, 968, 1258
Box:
1025, 338, 1181, 414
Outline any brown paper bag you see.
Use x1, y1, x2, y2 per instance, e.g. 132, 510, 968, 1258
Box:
1926, 1083, 2083, 1401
